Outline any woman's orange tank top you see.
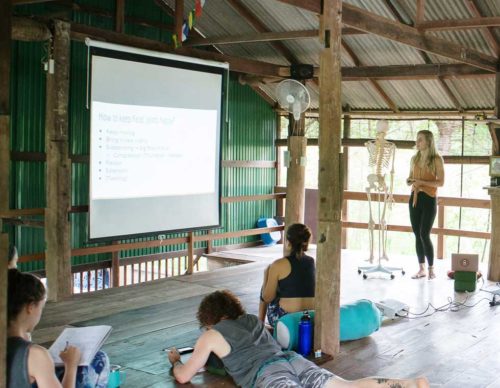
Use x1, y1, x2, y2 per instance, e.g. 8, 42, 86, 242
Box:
412, 162, 438, 198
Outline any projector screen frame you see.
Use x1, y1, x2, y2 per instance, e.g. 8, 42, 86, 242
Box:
87, 44, 227, 243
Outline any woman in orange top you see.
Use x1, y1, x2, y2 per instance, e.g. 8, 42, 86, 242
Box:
407, 130, 445, 279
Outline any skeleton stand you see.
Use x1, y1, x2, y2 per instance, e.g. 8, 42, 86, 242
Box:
357, 189, 405, 279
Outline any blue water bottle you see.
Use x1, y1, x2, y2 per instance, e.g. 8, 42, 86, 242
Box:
298, 310, 312, 357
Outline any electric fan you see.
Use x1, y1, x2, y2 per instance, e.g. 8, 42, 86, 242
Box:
276, 79, 311, 120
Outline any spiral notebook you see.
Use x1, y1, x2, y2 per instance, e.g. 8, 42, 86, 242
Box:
48, 325, 112, 366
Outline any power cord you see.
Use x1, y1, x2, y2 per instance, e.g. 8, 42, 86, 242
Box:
396, 288, 494, 319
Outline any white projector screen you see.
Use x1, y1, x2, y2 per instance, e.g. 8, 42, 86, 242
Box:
87, 40, 227, 241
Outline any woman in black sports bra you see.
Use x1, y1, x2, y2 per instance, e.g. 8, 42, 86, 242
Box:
258, 223, 315, 327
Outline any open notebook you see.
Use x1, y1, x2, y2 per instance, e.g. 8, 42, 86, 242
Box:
48, 325, 112, 366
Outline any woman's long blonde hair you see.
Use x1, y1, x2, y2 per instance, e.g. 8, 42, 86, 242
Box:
412, 130, 439, 174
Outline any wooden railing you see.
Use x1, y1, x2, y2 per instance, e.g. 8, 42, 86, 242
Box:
275, 186, 491, 260
8, 188, 491, 292
5, 193, 287, 293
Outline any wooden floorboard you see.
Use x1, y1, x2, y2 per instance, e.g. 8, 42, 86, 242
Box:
33, 247, 500, 387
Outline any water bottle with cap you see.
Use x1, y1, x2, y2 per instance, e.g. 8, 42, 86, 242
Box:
298, 310, 312, 356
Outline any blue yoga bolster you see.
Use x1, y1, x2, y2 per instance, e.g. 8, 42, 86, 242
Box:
273, 299, 382, 350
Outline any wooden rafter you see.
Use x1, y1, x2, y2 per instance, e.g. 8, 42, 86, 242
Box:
341, 37, 399, 112
341, 63, 492, 80
419, 17, 500, 31
225, 0, 298, 64
186, 30, 318, 46
186, 28, 366, 47
383, 0, 462, 111
465, 0, 500, 57
415, 0, 425, 27
276, 0, 497, 72
70, 22, 284, 77
13, 0, 58, 4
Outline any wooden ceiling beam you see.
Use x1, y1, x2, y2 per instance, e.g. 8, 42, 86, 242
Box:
465, 0, 500, 57
185, 28, 365, 47
186, 30, 319, 46
276, 0, 498, 72
341, 64, 492, 80
419, 17, 500, 31
13, 0, 58, 4
69, 22, 284, 77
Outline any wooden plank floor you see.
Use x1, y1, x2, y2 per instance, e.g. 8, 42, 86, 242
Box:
34, 246, 500, 387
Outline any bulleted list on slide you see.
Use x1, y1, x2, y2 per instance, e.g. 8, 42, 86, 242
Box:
91, 101, 217, 200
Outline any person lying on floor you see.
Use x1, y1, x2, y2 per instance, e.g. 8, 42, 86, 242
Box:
7, 269, 109, 388
168, 289, 429, 388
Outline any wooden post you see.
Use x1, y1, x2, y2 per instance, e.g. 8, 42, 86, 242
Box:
115, 0, 125, 33
45, 20, 72, 301
341, 110, 350, 249
315, 0, 343, 356
111, 241, 120, 287
187, 231, 194, 274
487, 187, 500, 281
206, 230, 213, 254
0, 1, 11, 386
437, 204, 445, 259
284, 132, 307, 227
175, 0, 184, 45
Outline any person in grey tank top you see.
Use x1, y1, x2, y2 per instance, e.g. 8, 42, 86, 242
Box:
168, 290, 429, 388
7, 269, 109, 388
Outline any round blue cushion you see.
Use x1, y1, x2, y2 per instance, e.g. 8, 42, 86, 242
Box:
273, 299, 382, 350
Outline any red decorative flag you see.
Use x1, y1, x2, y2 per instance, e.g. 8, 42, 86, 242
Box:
195, 0, 202, 17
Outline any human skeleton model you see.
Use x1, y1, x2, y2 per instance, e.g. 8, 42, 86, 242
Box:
358, 121, 403, 279
365, 120, 396, 263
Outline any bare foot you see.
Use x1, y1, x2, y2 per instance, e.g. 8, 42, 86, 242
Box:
428, 267, 436, 280
416, 377, 430, 388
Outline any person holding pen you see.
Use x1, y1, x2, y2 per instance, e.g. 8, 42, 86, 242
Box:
7, 268, 109, 388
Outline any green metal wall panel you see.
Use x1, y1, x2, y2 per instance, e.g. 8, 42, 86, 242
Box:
10, 1, 276, 270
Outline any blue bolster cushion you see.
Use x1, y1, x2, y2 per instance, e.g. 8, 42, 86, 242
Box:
273, 299, 382, 350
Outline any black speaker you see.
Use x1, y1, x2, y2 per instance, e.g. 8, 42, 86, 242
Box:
290, 64, 314, 80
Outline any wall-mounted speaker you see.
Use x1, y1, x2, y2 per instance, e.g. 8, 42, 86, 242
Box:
290, 64, 314, 80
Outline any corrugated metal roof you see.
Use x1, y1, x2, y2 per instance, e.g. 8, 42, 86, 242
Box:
163, 0, 497, 111
342, 34, 427, 66
445, 77, 495, 109
342, 81, 389, 109
377, 79, 456, 110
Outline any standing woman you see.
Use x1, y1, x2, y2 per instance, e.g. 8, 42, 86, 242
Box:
258, 223, 315, 327
407, 130, 445, 280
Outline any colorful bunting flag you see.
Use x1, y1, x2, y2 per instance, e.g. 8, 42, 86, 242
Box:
171, 0, 206, 47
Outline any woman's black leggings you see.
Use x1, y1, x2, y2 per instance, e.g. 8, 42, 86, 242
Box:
409, 192, 437, 267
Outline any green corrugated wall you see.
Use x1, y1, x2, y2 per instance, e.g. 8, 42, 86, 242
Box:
10, 0, 276, 270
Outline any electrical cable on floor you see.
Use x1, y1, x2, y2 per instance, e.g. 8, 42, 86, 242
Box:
396, 280, 494, 319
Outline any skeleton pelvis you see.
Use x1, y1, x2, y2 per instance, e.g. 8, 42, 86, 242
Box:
367, 174, 387, 190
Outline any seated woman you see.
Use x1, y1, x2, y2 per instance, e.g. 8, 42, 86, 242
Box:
7, 268, 109, 388
258, 223, 315, 327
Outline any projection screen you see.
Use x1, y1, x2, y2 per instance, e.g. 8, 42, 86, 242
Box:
86, 40, 227, 241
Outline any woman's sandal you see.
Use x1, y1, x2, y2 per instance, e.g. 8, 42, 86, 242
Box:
428, 267, 436, 280
411, 271, 427, 279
